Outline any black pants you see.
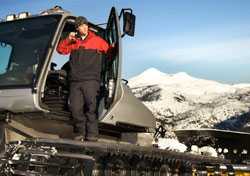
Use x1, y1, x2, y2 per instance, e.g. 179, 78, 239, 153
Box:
69, 80, 99, 138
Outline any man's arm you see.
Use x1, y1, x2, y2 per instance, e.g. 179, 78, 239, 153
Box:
96, 36, 117, 60
57, 32, 79, 55
97, 37, 111, 54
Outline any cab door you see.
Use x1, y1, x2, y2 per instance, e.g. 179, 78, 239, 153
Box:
105, 7, 122, 106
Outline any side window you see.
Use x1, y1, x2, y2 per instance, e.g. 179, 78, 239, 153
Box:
104, 7, 120, 107
106, 16, 119, 80
51, 52, 69, 70
0, 42, 12, 74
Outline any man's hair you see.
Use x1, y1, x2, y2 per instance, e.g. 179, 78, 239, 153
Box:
75, 16, 88, 28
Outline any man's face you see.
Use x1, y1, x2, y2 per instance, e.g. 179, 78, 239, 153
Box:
77, 24, 88, 35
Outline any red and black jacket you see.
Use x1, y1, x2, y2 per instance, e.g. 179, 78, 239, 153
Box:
57, 31, 112, 81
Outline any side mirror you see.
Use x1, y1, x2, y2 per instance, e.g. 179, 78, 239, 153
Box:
123, 12, 135, 37
119, 9, 136, 37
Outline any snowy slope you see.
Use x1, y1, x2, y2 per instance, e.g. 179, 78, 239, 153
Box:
129, 68, 250, 137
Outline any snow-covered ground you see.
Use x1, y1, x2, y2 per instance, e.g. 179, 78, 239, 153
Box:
129, 68, 250, 136
128, 68, 250, 152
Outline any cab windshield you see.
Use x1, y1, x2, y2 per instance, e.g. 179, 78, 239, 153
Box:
0, 15, 61, 88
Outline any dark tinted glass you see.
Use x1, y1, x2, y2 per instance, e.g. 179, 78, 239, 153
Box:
0, 15, 61, 87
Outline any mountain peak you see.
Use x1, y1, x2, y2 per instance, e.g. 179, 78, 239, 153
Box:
141, 68, 166, 76
172, 72, 191, 78
128, 68, 168, 86
129, 68, 196, 87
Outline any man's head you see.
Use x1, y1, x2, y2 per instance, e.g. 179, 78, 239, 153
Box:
75, 16, 88, 35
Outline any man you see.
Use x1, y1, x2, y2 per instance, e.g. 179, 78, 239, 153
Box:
57, 16, 114, 141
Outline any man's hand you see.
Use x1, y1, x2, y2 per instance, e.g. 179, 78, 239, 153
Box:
106, 43, 118, 62
111, 43, 116, 48
111, 42, 118, 53
68, 32, 77, 42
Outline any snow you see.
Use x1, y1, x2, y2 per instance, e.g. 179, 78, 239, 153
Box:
130, 68, 237, 96
129, 68, 250, 137
190, 145, 217, 157
233, 84, 250, 89
129, 68, 168, 86
129, 68, 239, 105
157, 138, 187, 152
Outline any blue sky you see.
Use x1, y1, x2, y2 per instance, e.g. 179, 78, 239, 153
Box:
1, 0, 250, 83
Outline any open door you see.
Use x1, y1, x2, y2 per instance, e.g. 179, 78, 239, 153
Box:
103, 7, 122, 108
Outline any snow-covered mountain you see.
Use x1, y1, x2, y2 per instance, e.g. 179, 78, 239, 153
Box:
129, 68, 250, 137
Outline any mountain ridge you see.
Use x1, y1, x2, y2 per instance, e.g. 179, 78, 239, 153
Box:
128, 68, 250, 137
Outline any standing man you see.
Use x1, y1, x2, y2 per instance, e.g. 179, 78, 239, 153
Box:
57, 16, 114, 141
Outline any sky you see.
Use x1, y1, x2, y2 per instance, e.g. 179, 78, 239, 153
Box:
1, 0, 250, 84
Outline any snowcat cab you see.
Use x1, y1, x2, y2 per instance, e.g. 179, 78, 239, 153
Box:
0, 6, 155, 146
